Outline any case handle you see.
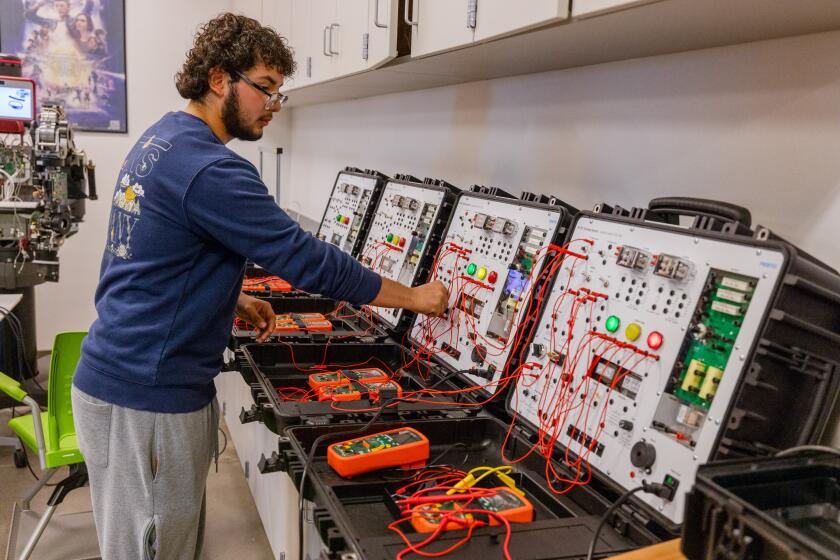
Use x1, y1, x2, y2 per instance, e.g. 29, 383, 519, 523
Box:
648, 197, 752, 228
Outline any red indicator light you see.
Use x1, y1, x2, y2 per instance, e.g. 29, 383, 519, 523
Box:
647, 331, 664, 350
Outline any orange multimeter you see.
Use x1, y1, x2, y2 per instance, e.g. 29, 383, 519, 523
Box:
317, 380, 403, 402
308, 368, 389, 391
410, 487, 534, 533
234, 313, 334, 335
327, 427, 429, 477
242, 276, 292, 293
317, 383, 364, 402
274, 313, 333, 333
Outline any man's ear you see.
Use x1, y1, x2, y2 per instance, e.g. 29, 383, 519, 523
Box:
207, 66, 229, 99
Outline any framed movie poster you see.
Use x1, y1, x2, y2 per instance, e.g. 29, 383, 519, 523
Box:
0, 0, 127, 132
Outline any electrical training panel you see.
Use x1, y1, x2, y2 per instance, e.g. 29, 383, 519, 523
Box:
514, 212, 801, 526
409, 192, 571, 394
316, 167, 385, 258
358, 175, 457, 331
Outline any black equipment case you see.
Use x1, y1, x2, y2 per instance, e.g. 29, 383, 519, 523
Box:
273, 197, 840, 559
682, 450, 840, 560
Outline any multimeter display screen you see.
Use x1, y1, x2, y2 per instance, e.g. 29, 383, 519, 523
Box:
332, 429, 423, 457
0, 81, 34, 121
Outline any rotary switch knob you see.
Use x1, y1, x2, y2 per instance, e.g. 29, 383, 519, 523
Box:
630, 441, 657, 470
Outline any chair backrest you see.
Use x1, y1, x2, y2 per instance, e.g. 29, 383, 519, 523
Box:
46, 332, 86, 459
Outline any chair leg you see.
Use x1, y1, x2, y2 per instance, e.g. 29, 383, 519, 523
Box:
17, 504, 57, 560
21, 468, 57, 511
16, 464, 89, 560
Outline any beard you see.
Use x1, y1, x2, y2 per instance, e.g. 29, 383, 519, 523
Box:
221, 87, 263, 141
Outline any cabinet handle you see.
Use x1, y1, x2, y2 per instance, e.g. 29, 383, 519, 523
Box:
329, 23, 340, 55
404, 0, 419, 26
323, 26, 331, 57
374, 0, 387, 28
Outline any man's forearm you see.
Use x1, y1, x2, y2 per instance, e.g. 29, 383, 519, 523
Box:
367, 277, 449, 316
368, 277, 415, 310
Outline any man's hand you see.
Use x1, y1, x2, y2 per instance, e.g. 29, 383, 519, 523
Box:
410, 281, 449, 317
235, 293, 275, 343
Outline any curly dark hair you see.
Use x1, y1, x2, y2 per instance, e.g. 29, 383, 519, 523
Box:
175, 13, 296, 100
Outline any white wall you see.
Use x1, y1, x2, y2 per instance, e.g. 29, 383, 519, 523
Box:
285, 30, 840, 270
33, 0, 291, 348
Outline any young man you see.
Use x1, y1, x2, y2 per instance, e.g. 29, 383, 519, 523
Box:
71, 13, 448, 560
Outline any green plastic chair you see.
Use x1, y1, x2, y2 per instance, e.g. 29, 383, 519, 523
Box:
0, 331, 88, 560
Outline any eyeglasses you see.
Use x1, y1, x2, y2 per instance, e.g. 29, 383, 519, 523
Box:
234, 71, 288, 110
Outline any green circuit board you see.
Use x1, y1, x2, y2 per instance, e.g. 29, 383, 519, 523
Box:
674, 270, 757, 409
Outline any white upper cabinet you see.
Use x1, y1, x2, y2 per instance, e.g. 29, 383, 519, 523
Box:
286, 0, 313, 88
367, 0, 400, 69
474, 0, 568, 42
408, 0, 476, 58
572, 0, 659, 18
310, 0, 340, 84
335, 0, 371, 76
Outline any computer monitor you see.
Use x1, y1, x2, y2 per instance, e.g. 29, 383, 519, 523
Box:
0, 77, 35, 123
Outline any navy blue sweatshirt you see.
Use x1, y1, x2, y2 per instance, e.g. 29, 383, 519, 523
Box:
74, 111, 382, 413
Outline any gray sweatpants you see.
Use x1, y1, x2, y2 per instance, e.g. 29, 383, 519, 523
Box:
71, 385, 219, 560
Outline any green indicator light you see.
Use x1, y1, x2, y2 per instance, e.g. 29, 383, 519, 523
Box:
605, 315, 621, 333
336, 214, 342, 222
467, 263, 477, 276
386, 233, 394, 243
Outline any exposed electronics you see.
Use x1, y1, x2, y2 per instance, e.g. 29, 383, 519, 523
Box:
316, 167, 386, 258
0, 101, 96, 286
327, 427, 430, 477
511, 198, 840, 527
409, 190, 574, 394
358, 174, 457, 331
0, 72, 96, 378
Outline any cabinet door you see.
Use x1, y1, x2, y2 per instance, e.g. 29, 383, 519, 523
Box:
367, 0, 399, 68
286, 0, 312, 89
263, 0, 297, 86
572, 0, 657, 18
410, 0, 475, 58
308, 0, 339, 85
335, 0, 370, 76
474, 0, 568, 42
